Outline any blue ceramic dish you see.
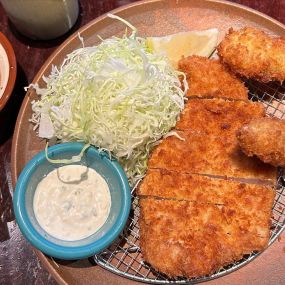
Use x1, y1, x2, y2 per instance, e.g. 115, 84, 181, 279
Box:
13, 142, 131, 260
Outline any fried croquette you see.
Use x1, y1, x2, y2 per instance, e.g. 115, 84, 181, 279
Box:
237, 117, 285, 167
218, 27, 285, 82
178, 55, 248, 100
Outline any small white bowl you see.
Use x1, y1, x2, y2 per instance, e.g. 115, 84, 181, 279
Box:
0, 31, 16, 111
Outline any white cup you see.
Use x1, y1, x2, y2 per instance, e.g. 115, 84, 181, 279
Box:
0, 0, 79, 40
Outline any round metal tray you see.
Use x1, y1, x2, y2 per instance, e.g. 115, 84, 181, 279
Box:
94, 87, 285, 283
11, 1, 285, 284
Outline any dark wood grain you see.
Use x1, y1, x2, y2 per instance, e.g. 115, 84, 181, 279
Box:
0, 0, 285, 284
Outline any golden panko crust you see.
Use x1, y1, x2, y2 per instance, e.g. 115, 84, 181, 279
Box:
237, 117, 285, 167
218, 27, 285, 82
138, 168, 275, 215
178, 55, 248, 100
148, 130, 276, 183
175, 98, 265, 134
139, 198, 271, 278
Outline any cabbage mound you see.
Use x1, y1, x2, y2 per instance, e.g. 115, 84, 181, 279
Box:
30, 15, 187, 186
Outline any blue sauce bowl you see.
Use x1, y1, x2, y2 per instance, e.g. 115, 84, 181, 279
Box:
13, 142, 131, 260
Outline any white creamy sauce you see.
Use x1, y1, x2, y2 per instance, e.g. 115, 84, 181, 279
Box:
33, 165, 111, 241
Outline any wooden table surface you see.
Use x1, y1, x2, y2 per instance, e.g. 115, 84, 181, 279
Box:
1, 0, 285, 284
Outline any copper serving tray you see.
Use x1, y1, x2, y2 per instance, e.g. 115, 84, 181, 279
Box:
11, 0, 285, 284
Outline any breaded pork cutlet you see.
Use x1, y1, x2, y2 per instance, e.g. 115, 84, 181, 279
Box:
218, 27, 285, 82
148, 130, 276, 183
139, 198, 271, 278
178, 55, 248, 100
176, 98, 265, 134
138, 169, 275, 214
237, 117, 285, 167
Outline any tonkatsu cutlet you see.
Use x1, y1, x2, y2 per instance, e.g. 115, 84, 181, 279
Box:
138, 168, 275, 240
138, 39, 279, 280
178, 55, 248, 100
139, 198, 271, 278
148, 130, 276, 183
176, 98, 265, 134
138, 169, 275, 215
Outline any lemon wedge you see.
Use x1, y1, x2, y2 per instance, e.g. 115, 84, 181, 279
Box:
147, 28, 219, 68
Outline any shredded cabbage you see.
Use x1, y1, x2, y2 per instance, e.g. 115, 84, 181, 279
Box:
45, 143, 91, 164
30, 14, 188, 186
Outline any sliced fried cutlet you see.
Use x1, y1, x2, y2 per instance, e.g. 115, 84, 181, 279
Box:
148, 131, 276, 183
139, 169, 274, 239
138, 169, 275, 216
178, 55, 248, 100
176, 98, 265, 134
139, 197, 270, 278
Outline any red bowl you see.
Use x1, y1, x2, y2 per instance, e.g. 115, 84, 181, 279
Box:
0, 31, 17, 111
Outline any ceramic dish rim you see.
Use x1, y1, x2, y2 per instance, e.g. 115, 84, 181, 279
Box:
13, 142, 131, 260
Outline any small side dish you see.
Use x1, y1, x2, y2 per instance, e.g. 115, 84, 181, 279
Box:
13, 142, 131, 259
0, 31, 16, 111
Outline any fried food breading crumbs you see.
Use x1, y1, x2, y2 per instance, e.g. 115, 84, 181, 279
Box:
139, 197, 271, 278
175, 98, 265, 134
218, 27, 285, 82
138, 39, 280, 279
138, 168, 275, 216
148, 130, 276, 182
178, 55, 248, 100
237, 117, 285, 167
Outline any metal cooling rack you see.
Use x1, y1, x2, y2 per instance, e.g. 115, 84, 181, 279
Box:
93, 80, 285, 284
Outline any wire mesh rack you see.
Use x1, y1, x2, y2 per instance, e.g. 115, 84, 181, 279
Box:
93, 80, 285, 284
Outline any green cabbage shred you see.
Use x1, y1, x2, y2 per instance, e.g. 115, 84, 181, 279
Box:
30, 14, 188, 186
45, 143, 91, 164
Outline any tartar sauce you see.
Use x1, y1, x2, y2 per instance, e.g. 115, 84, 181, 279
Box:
33, 165, 111, 241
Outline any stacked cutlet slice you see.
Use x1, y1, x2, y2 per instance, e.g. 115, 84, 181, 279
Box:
179, 56, 249, 100
138, 56, 276, 278
149, 98, 276, 182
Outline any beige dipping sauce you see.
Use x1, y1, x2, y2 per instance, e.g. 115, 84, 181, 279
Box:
33, 165, 111, 241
